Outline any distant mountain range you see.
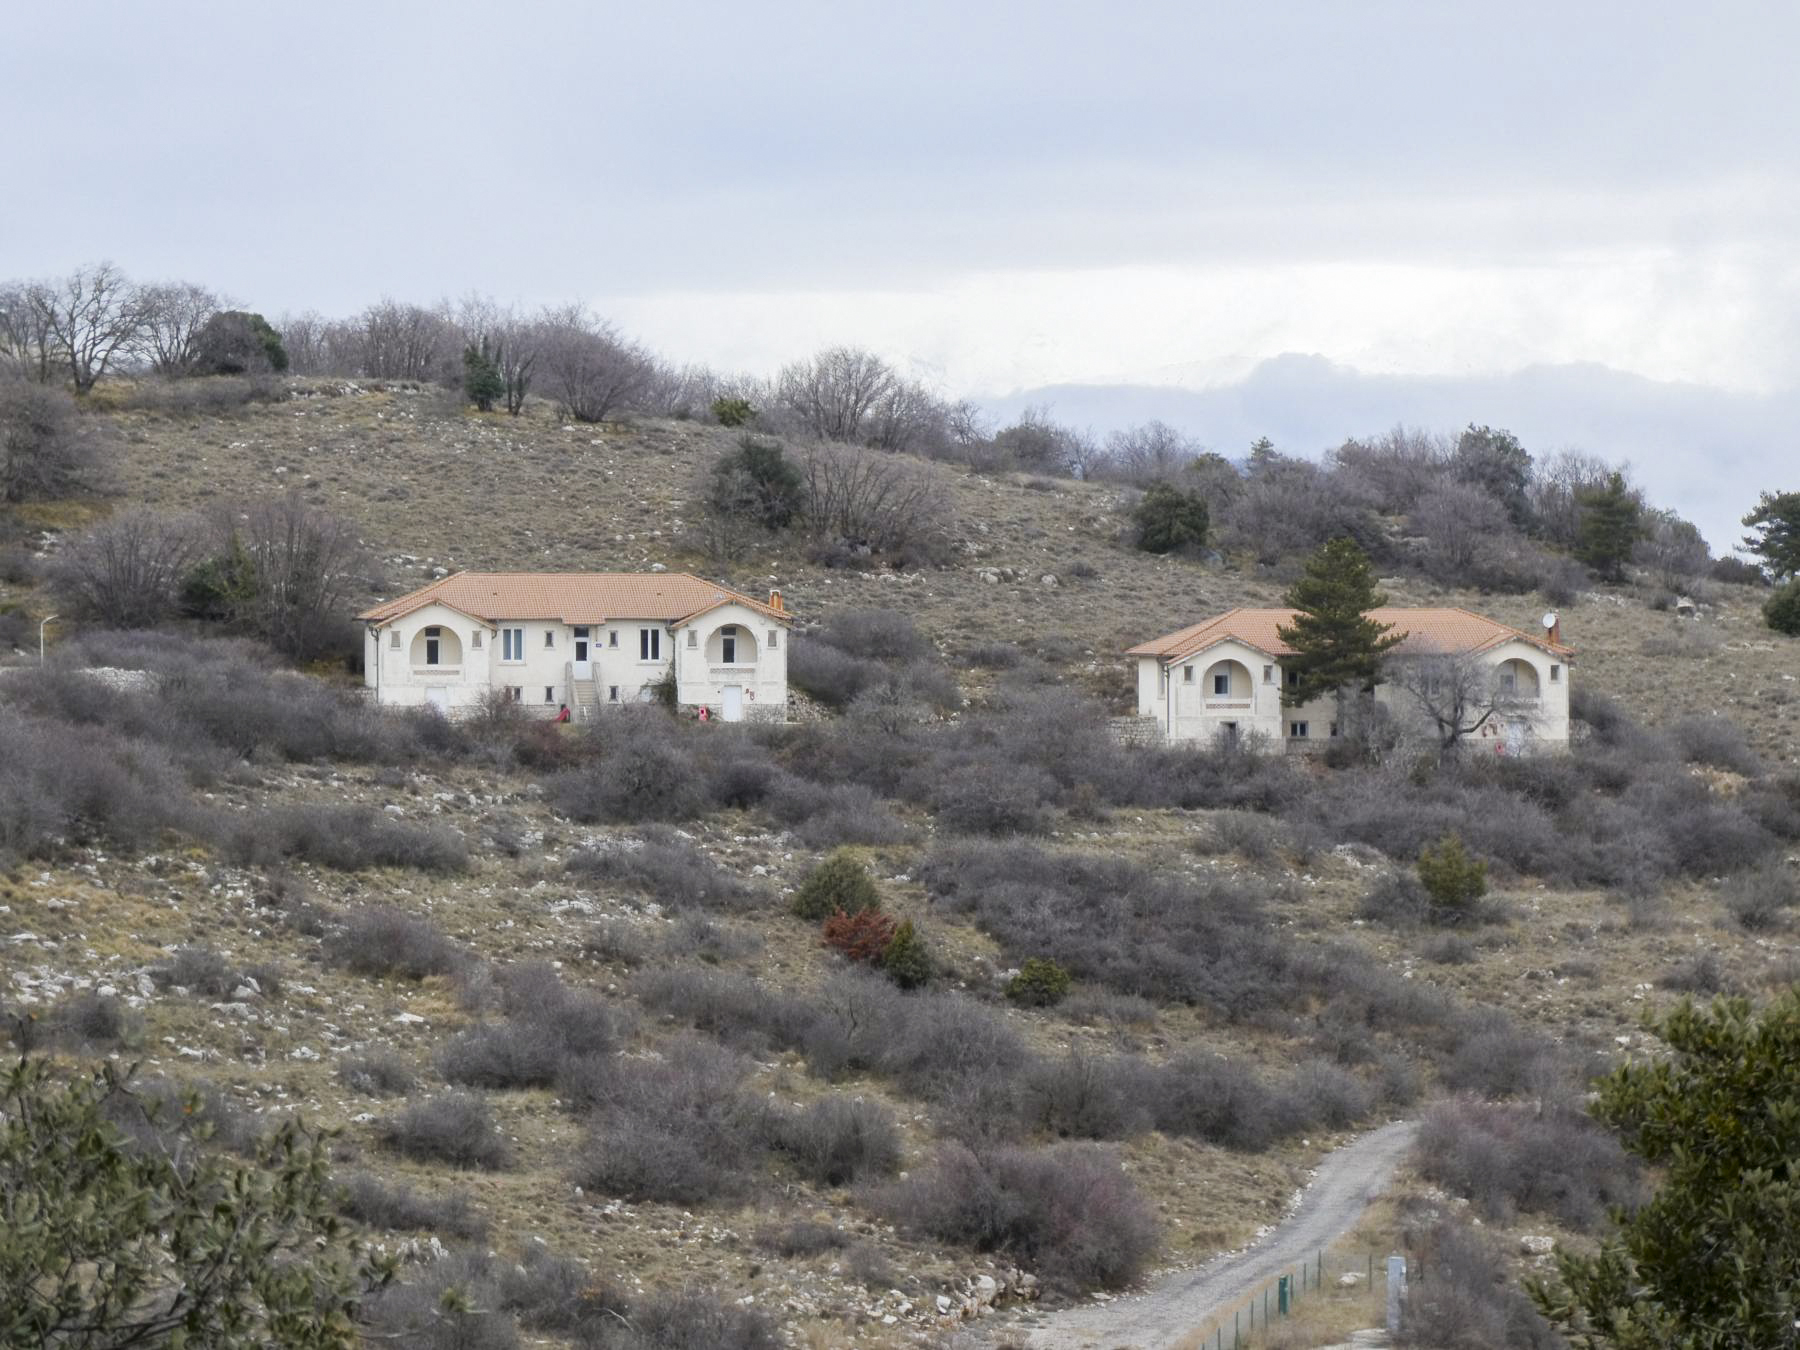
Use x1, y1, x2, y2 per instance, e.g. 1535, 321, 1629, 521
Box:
978, 355, 1794, 555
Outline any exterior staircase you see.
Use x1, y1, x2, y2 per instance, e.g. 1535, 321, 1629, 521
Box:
571, 678, 599, 721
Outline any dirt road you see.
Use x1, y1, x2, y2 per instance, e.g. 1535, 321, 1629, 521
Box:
1007, 1119, 1418, 1350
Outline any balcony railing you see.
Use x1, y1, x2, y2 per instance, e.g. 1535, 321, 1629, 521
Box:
413, 666, 461, 677
710, 664, 757, 677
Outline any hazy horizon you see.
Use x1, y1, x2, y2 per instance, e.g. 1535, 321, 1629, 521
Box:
6, 0, 1794, 552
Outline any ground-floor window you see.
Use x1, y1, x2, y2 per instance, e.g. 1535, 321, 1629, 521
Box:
608, 686, 619, 702
506, 686, 522, 702
544, 686, 555, 703
1289, 721, 1309, 738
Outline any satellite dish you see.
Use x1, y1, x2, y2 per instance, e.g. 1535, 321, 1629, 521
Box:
1541, 611, 1558, 631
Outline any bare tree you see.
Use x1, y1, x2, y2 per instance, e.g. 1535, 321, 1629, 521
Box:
865, 378, 950, 455
137, 282, 222, 374
537, 305, 654, 423
1387, 651, 1517, 751
1328, 426, 1448, 514
1529, 450, 1615, 548
0, 281, 58, 383
276, 312, 329, 376
991, 405, 1089, 476
777, 346, 897, 442
1410, 480, 1512, 584
50, 509, 202, 626
357, 299, 455, 381
799, 441, 949, 559
0, 377, 111, 502
221, 494, 365, 659
456, 298, 542, 416
31, 262, 151, 393
1098, 420, 1200, 485
1634, 510, 1711, 590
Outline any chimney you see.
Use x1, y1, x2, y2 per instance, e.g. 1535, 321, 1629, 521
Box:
1543, 611, 1561, 646
769, 589, 784, 613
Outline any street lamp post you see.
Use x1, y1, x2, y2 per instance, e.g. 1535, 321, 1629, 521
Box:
40, 614, 59, 664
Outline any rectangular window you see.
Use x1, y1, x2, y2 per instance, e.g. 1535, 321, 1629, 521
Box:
544, 631, 555, 649
507, 686, 522, 703
1182, 666, 1194, 684
1330, 721, 1340, 738
769, 629, 779, 649
471, 631, 482, 649
501, 628, 524, 662
609, 631, 618, 648
1285, 668, 1299, 689
608, 685, 619, 702
424, 634, 440, 665
574, 627, 589, 639
1289, 721, 1309, 738
1212, 672, 1230, 696
722, 626, 737, 663
1263, 665, 1274, 684
545, 686, 555, 703
687, 629, 698, 648
1550, 664, 1562, 683
640, 628, 660, 660
389, 631, 400, 649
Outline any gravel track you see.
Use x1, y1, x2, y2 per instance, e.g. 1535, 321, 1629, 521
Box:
1009, 1119, 1419, 1350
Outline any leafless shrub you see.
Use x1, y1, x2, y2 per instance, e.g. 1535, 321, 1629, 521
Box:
566, 831, 754, 910
1441, 1016, 1574, 1100
1413, 1099, 1639, 1230
38, 991, 137, 1050
200, 493, 366, 661
379, 1092, 510, 1170
136, 280, 222, 373
1397, 1216, 1562, 1349
881, 1142, 1157, 1294
0, 375, 112, 502
582, 918, 652, 968
571, 1038, 768, 1204
798, 441, 952, 563
49, 508, 200, 624
337, 1172, 487, 1240
1658, 950, 1734, 994
538, 305, 655, 422
776, 345, 898, 442
1018, 1053, 1153, 1140
440, 968, 624, 1090
1668, 713, 1762, 775
1721, 864, 1795, 932
770, 1096, 904, 1185
225, 803, 468, 873
337, 1050, 416, 1097
359, 1251, 519, 1350
150, 945, 242, 998
327, 907, 468, 980
755, 1219, 851, 1257
548, 716, 708, 824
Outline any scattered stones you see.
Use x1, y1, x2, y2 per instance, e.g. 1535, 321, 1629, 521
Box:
1519, 1235, 1556, 1257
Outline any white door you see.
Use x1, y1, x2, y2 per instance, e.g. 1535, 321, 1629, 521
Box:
425, 687, 449, 715
722, 686, 743, 722
573, 628, 592, 679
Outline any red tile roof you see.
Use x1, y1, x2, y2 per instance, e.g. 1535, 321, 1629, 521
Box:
358, 572, 790, 628
1125, 607, 1574, 663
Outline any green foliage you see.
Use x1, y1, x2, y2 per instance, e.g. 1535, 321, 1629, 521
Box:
1416, 834, 1489, 921
192, 310, 288, 375
1276, 537, 1402, 706
1576, 471, 1644, 581
180, 534, 257, 622
462, 339, 504, 412
711, 396, 757, 428
1764, 578, 1800, 636
791, 850, 879, 922
0, 1056, 388, 1347
1532, 989, 1800, 1349
1742, 490, 1800, 581
881, 919, 932, 989
1006, 957, 1073, 1007
709, 436, 804, 531
1132, 482, 1211, 555
1452, 424, 1532, 526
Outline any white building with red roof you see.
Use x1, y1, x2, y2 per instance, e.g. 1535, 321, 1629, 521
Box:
357, 572, 791, 721
1125, 606, 1575, 753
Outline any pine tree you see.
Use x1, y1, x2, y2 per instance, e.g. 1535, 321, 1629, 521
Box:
1276, 537, 1402, 708
1575, 471, 1643, 581
462, 339, 504, 412
1132, 482, 1210, 554
1741, 489, 1800, 581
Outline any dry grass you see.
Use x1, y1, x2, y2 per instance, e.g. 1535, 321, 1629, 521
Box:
3, 384, 1796, 1344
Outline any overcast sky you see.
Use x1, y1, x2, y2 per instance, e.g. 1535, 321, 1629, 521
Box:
7, 1, 1795, 544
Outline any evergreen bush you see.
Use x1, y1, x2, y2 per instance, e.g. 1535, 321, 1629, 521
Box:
792, 850, 879, 921
1006, 957, 1073, 1007
1417, 834, 1489, 921
881, 919, 932, 989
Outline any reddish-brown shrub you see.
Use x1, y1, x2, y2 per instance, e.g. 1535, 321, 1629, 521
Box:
822, 907, 898, 964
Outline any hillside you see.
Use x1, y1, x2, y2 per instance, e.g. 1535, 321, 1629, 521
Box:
2, 381, 1796, 1348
